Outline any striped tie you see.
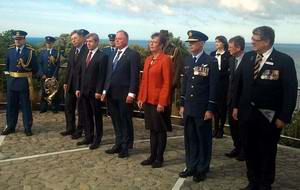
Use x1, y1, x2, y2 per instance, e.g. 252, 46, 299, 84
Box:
253, 54, 263, 79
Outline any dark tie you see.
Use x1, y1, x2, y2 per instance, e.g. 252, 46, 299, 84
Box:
47, 49, 51, 55
253, 54, 263, 79
86, 51, 93, 66
193, 56, 197, 63
112, 51, 122, 71
234, 58, 238, 70
16, 48, 21, 58
74, 48, 79, 62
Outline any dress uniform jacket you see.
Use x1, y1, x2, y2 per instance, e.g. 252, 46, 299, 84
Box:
180, 52, 219, 117
39, 48, 60, 79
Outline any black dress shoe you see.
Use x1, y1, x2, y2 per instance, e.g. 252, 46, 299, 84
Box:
225, 149, 239, 158
77, 139, 92, 146
1, 127, 15, 135
179, 169, 195, 178
118, 151, 128, 158
60, 131, 73, 136
25, 130, 33, 136
40, 110, 47, 113
215, 130, 224, 138
140, 158, 154, 166
152, 160, 163, 168
52, 110, 58, 114
240, 183, 259, 190
105, 146, 120, 154
89, 143, 100, 150
71, 132, 82, 139
259, 184, 272, 190
193, 172, 206, 183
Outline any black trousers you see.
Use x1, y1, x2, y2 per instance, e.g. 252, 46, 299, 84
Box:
143, 103, 169, 162
243, 108, 281, 186
81, 93, 103, 143
64, 90, 83, 133
40, 87, 59, 112
228, 107, 243, 153
184, 116, 212, 174
214, 82, 228, 132
107, 97, 134, 153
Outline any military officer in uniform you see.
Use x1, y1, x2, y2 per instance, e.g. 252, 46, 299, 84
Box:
102, 34, 116, 56
233, 26, 298, 190
1, 30, 38, 136
39, 36, 60, 113
179, 30, 219, 182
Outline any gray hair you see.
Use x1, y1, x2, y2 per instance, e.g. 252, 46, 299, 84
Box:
86, 33, 99, 43
253, 26, 275, 46
229, 35, 245, 51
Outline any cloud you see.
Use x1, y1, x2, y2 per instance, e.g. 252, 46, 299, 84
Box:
77, 0, 98, 5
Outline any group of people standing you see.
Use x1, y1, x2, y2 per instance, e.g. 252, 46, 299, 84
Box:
1, 25, 298, 190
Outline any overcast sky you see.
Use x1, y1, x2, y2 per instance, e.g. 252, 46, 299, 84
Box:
1, 0, 300, 43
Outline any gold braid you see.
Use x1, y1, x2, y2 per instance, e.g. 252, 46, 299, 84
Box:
21, 49, 33, 71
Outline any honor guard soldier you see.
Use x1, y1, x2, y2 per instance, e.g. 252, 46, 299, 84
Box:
1, 30, 38, 136
39, 36, 60, 113
179, 30, 219, 182
102, 34, 116, 56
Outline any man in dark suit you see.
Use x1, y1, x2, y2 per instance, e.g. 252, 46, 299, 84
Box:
39, 36, 60, 113
225, 36, 245, 161
75, 33, 107, 149
101, 30, 140, 158
233, 26, 298, 190
102, 34, 116, 56
178, 30, 219, 182
62, 29, 88, 137
1, 30, 38, 136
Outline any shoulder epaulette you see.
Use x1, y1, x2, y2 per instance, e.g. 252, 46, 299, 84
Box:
26, 44, 35, 51
8, 44, 16, 49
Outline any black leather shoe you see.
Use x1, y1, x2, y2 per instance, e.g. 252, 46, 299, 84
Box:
140, 158, 154, 166
240, 183, 259, 190
259, 184, 272, 190
152, 160, 163, 168
105, 146, 120, 154
89, 143, 100, 150
118, 151, 129, 158
193, 172, 206, 183
60, 131, 73, 136
71, 132, 82, 139
25, 130, 33, 136
215, 130, 224, 138
77, 139, 92, 146
225, 149, 239, 158
179, 169, 195, 178
40, 110, 47, 113
1, 127, 15, 135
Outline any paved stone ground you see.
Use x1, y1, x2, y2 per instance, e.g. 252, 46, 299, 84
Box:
0, 112, 299, 190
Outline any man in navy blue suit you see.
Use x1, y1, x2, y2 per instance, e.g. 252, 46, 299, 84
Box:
101, 30, 140, 158
39, 36, 60, 113
102, 34, 116, 56
1, 30, 38, 136
233, 26, 298, 190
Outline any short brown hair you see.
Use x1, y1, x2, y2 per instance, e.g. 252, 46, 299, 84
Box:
253, 26, 275, 46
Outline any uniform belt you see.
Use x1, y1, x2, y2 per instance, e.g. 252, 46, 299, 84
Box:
9, 72, 34, 101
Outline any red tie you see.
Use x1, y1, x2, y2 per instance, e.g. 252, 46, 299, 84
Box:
86, 51, 93, 65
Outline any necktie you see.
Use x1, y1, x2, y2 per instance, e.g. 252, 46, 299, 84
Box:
193, 56, 197, 63
86, 51, 93, 66
234, 58, 238, 70
253, 54, 263, 79
74, 48, 79, 62
16, 48, 21, 59
47, 49, 51, 55
112, 51, 122, 71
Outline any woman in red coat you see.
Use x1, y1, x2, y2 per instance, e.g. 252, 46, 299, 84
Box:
138, 32, 172, 168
